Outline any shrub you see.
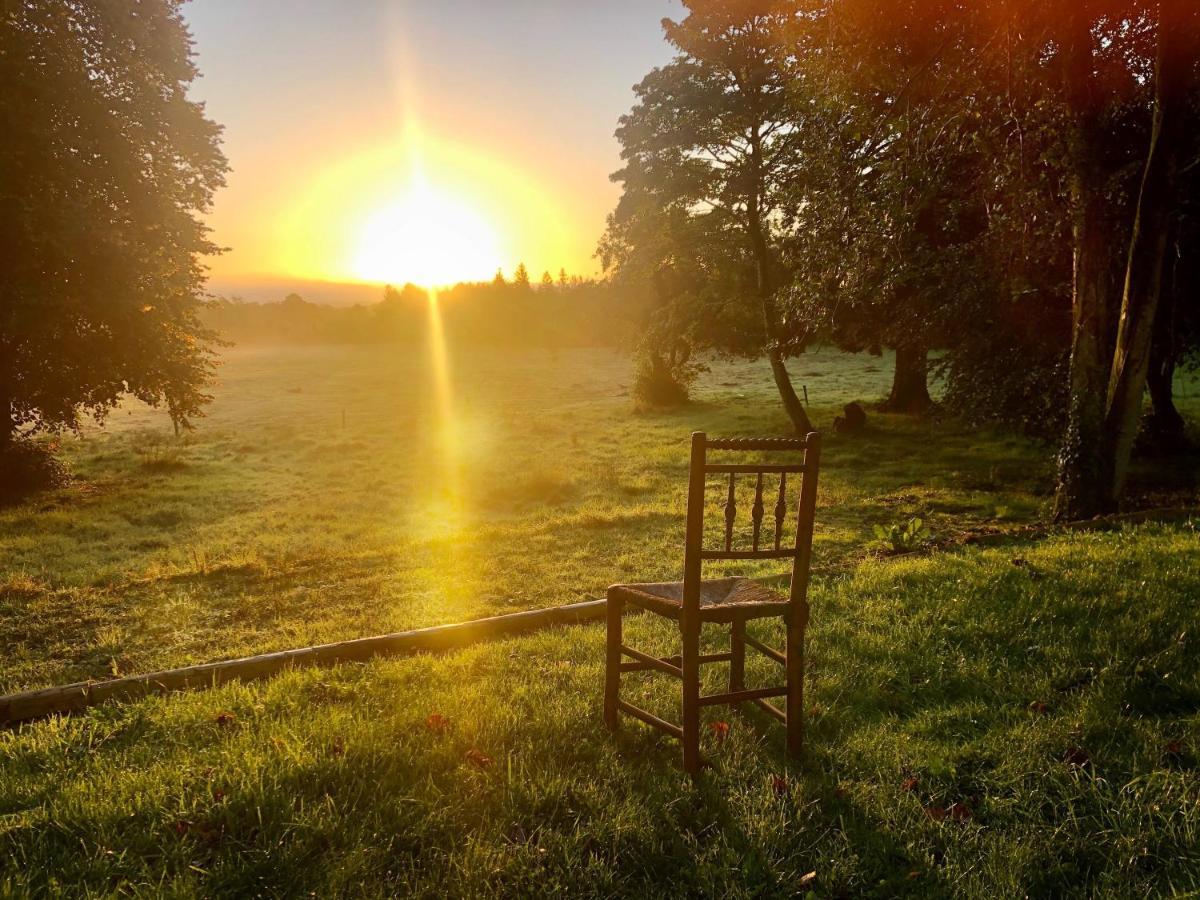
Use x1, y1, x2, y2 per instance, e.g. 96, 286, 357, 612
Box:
631, 350, 699, 409
0, 439, 69, 505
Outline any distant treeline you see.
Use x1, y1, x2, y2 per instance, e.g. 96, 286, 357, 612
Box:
204, 278, 649, 349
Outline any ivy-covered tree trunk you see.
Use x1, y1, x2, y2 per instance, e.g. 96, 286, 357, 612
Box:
880, 345, 932, 414
1054, 7, 1121, 522
1054, 192, 1118, 521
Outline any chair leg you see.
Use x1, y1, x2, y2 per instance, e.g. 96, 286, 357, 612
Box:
785, 606, 808, 758
681, 615, 702, 774
604, 592, 623, 730
729, 619, 746, 695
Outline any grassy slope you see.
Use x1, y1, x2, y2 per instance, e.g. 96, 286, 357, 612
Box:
1, 525, 1198, 897
0, 346, 1064, 694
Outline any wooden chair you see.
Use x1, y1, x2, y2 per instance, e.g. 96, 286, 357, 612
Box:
604, 431, 821, 774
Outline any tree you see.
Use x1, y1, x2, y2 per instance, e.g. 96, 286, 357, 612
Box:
1048, 0, 1200, 517
0, 0, 227, 456
603, 0, 814, 434
513, 262, 531, 289
541, 270, 555, 288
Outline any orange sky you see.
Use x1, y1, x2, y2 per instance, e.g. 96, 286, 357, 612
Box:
183, 1, 676, 299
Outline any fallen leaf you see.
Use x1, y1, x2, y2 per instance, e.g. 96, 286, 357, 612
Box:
771, 774, 789, 797
330, 738, 345, 757
1028, 700, 1051, 715
425, 713, 451, 734
211, 787, 225, 803
214, 712, 236, 727
900, 775, 920, 792
709, 721, 730, 744
172, 819, 193, 836
948, 801, 973, 823
466, 747, 493, 769
924, 805, 947, 822
1165, 740, 1184, 756
798, 871, 817, 888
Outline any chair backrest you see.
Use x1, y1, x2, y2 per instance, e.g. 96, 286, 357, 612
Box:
682, 431, 821, 612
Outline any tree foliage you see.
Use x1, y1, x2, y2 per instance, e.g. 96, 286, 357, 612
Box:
0, 0, 228, 446
607, 0, 1200, 512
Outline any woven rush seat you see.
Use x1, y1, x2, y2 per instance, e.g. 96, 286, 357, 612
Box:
609, 577, 789, 623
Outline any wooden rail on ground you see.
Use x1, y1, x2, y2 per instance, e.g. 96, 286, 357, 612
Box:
0, 599, 607, 727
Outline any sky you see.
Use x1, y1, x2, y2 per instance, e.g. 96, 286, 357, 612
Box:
183, 0, 679, 302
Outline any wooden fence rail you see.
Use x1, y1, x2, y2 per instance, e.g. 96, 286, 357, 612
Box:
0, 599, 607, 727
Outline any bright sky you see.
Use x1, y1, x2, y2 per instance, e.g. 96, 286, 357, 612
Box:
183, 0, 677, 295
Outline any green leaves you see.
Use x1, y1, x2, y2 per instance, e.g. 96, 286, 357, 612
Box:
873, 515, 929, 553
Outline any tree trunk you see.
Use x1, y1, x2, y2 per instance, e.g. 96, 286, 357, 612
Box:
1100, 0, 1190, 504
747, 130, 813, 437
1053, 7, 1120, 522
1145, 273, 1186, 444
766, 347, 812, 435
1054, 207, 1117, 521
1146, 347, 1185, 442
0, 358, 13, 450
879, 345, 932, 414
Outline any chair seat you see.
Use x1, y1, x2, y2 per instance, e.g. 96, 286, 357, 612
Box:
609, 577, 789, 623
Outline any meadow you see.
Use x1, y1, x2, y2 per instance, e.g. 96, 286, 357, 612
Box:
1, 344, 1199, 896
0, 344, 1057, 695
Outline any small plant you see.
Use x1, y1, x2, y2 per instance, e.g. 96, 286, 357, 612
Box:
873, 516, 929, 554
129, 428, 187, 472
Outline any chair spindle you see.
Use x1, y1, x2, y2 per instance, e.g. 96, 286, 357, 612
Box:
751, 473, 765, 551
774, 473, 788, 551
724, 472, 736, 552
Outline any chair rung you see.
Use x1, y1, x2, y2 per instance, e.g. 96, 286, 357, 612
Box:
619, 648, 734, 677
705, 464, 806, 474
620, 645, 682, 677
744, 634, 785, 666
751, 697, 786, 722
616, 700, 683, 739
698, 686, 788, 707
700, 549, 796, 560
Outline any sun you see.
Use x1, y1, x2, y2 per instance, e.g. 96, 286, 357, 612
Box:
352, 178, 503, 287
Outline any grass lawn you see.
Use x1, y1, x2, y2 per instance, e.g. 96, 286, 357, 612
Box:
0, 345, 1067, 694
1, 344, 1199, 896
2, 525, 1198, 896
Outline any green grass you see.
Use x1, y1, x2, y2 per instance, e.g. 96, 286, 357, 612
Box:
2, 525, 1198, 896
2, 344, 1199, 896
0, 346, 1067, 694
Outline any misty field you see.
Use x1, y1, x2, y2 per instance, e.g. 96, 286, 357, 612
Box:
0, 344, 1057, 694
2, 346, 1200, 897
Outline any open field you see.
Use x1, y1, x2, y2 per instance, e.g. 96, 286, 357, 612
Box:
2, 344, 1200, 896
0, 344, 1096, 695
2, 524, 1199, 896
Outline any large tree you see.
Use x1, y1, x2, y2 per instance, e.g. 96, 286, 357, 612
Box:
603, 0, 815, 434
0, 0, 227, 454
1045, 0, 1199, 517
